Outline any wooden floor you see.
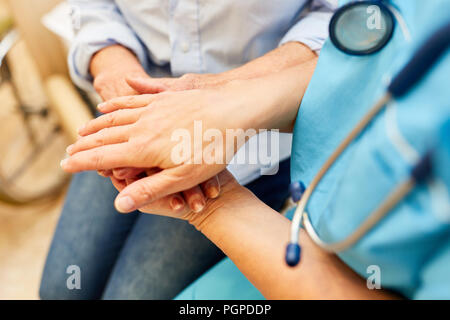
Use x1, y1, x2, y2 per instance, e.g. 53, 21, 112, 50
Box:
0, 194, 65, 299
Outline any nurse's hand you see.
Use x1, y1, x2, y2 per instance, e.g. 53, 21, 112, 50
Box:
110, 170, 240, 224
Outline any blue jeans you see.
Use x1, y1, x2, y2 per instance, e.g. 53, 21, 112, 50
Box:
39, 159, 290, 300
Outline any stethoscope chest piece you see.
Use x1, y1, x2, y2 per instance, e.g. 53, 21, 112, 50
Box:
329, 1, 395, 55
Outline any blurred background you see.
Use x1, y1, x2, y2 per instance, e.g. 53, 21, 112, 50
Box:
0, 0, 94, 299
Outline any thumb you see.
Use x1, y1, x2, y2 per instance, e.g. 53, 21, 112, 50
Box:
126, 77, 169, 94
114, 166, 199, 213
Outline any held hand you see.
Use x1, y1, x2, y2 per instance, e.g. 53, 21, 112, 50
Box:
111, 169, 222, 214
110, 170, 243, 226
90, 45, 151, 101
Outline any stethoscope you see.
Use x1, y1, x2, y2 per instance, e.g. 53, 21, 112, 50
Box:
285, 19, 450, 267
329, 0, 396, 55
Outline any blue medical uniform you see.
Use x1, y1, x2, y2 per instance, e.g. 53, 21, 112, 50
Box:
176, 0, 450, 300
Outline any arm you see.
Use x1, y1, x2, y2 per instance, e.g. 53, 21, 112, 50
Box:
68, 0, 149, 95
108, 170, 399, 299
126, 41, 316, 93
125, 0, 336, 93
191, 172, 399, 299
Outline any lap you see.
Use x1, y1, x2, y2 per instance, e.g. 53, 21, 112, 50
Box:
40, 171, 139, 299
103, 214, 224, 299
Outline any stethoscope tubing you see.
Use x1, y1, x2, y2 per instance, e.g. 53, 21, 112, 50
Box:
289, 92, 392, 245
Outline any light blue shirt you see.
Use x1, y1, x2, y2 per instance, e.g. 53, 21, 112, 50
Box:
67, 0, 336, 185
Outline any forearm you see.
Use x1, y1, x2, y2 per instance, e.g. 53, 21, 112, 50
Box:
223, 58, 317, 133
221, 42, 317, 82
193, 187, 399, 299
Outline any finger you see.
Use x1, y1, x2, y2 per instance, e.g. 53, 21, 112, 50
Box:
114, 165, 207, 213
97, 94, 157, 113
113, 167, 145, 180
124, 174, 186, 212
182, 185, 206, 213
200, 175, 220, 199
78, 109, 141, 136
126, 77, 169, 94
98, 169, 112, 177
110, 176, 127, 192
67, 125, 131, 156
61, 142, 137, 173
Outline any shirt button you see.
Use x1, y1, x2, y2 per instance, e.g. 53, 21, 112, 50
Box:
181, 42, 190, 53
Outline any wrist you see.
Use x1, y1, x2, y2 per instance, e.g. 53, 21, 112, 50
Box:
90, 45, 145, 79
187, 172, 256, 231
228, 60, 317, 132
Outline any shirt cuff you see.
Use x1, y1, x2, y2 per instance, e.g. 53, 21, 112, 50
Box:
68, 22, 149, 92
279, 10, 333, 54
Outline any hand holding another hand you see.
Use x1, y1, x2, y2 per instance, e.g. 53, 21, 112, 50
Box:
88, 45, 224, 213
63, 63, 309, 213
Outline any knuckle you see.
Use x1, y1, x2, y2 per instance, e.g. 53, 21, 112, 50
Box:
134, 182, 154, 203
124, 96, 136, 107
91, 150, 104, 169
93, 79, 102, 92
105, 113, 116, 126
93, 133, 105, 146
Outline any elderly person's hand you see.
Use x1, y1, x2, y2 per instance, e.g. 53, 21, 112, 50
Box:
61, 62, 316, 213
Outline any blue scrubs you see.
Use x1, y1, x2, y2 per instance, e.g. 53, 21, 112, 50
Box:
176, 0, 450, 300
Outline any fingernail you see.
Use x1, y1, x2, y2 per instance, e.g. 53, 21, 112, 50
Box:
60, 158, 68, 168
97, 102, 106, 110
115, 196, 135, 213
192, 200, 205, 213
114, 168, 128, 178
171, 196, 184, 211
206, 185, 220, 199
66, 144, 74, 154
97, 170, 107, 177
